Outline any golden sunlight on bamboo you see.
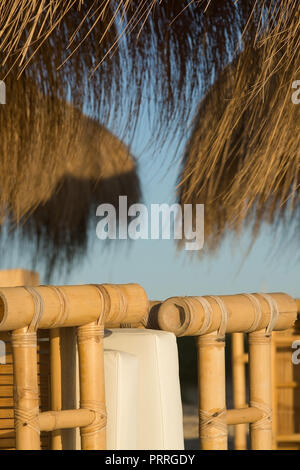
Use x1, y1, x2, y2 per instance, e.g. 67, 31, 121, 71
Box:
158, 292, 297, 450
0, 284, 149, 331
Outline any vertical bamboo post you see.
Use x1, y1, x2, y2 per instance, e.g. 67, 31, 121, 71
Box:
50, 328, 62, 450
77, 322, 106, 450
248, 329, 272, 450
60, 327, 78, 449
12, 328, 40, 450
271, 332, 278, 450
197, 332, 227, 450
232, 332, 247, 450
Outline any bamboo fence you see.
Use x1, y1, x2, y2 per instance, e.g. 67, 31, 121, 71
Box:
0, 282, 148, 450
0, 280, 297, 450
231, 303, 300, 450
271, 323, 300, 449
157, 293, 297, 450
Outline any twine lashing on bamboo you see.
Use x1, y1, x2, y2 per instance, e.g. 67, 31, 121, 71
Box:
258, 293, 279, 337
47, 285, 69, 327
250, 401, 272, 431
13, 386, 40, 435
90, 284, 105, 325
243, 293, 262, 333
80, 400, 107, 436
24, 286, 44, 332
194, 297, 213, 335
77, 324, 104, 343
199, 408, 227, 440
208, 296, 229, 341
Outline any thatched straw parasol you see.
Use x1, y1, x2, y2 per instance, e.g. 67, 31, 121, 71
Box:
179, 43, 300, 249
0, 77, 140, 277
0, 1, 299, 257
1, 1, 298, 140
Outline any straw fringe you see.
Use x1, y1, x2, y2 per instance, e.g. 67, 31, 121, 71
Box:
0, 1, 299, 254
1, 1, 298, 140
0, 77, 140, 277
179, 32, 300, 248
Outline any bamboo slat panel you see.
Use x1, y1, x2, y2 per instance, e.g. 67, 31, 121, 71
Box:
0, 270, 39, 288
273, 327, 300, 450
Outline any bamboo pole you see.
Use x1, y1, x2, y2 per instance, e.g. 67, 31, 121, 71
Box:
158, 293, 296, 451
276, 434, 300, 442
248, 329, 272, 450
77, 322, 106, 450
232, 332, 247, 450
157, 293, 296, 336
271, 331, 278, 449
0, 269, 40, 451
4, 283, 147, 451
50, 327, 78, 449
105, 300, 161, 329
12, 328, 40, 450
39, 409, 94, 432
226, 407, 264, 425
0, 283, 149, 331
60, 327, 78, 449
50, 328, 62, 450
197, 332, 227, 450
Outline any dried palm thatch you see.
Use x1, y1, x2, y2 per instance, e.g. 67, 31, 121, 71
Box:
0, 76, 140, 277
0, 1, 299, 258
179, 39, 300, 249
1, 1, 299, 142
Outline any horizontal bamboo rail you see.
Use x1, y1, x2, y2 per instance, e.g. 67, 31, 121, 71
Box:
277, 382, 300, 389
158, 293, 295, 335
157, 292, 297, 450
39, 409, 95, 431
276, 434, 300, 442
226, 407, 264, 425
0, 283, 149, 331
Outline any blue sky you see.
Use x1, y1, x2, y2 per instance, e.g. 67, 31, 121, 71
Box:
3, 103, 300, 302
59, 151, 300, 301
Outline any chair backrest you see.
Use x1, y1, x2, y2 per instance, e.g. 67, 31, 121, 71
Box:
157, 293, 297, 450
0, 282, 148, 450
